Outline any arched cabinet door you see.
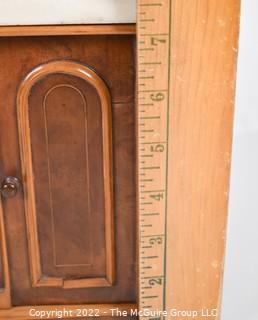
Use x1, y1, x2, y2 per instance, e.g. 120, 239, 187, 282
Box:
17, 60, 114, 289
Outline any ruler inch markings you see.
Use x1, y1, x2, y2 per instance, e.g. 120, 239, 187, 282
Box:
139, 3, 162, 7
137, 0, 171, 318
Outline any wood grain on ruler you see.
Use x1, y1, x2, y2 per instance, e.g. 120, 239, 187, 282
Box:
166, 1, 240, 319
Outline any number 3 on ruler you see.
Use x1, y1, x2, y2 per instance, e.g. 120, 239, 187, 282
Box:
151, 37, 167, 46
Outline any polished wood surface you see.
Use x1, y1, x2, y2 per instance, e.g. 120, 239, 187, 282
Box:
0, 24, 136, 37
0, 35, 136, 307
17, 61, 114, 289
0, 199, 10, 308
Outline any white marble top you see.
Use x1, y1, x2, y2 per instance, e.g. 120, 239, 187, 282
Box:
0, 0, 136, 25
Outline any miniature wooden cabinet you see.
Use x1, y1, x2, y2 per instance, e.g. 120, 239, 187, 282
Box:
0, 29, 137, 317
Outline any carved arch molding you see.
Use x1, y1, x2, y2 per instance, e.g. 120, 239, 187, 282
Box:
17, 60, 114, 289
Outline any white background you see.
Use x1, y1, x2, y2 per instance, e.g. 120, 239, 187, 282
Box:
221, 0, 258, 319
0, 0, 136, 25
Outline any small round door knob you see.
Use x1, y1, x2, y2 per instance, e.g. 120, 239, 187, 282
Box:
0, 176, 21, 198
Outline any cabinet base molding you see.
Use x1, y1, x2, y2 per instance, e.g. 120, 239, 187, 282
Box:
0, 303, 137, 320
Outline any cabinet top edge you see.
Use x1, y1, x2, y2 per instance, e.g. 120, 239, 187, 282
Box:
0, 24, 136, 37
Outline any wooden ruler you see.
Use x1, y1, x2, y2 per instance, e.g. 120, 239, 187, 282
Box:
137, 1, 240, 319
137, 0, 171, 317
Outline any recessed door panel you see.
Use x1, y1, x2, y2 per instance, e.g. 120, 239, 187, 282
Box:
18, 62, 114, 289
